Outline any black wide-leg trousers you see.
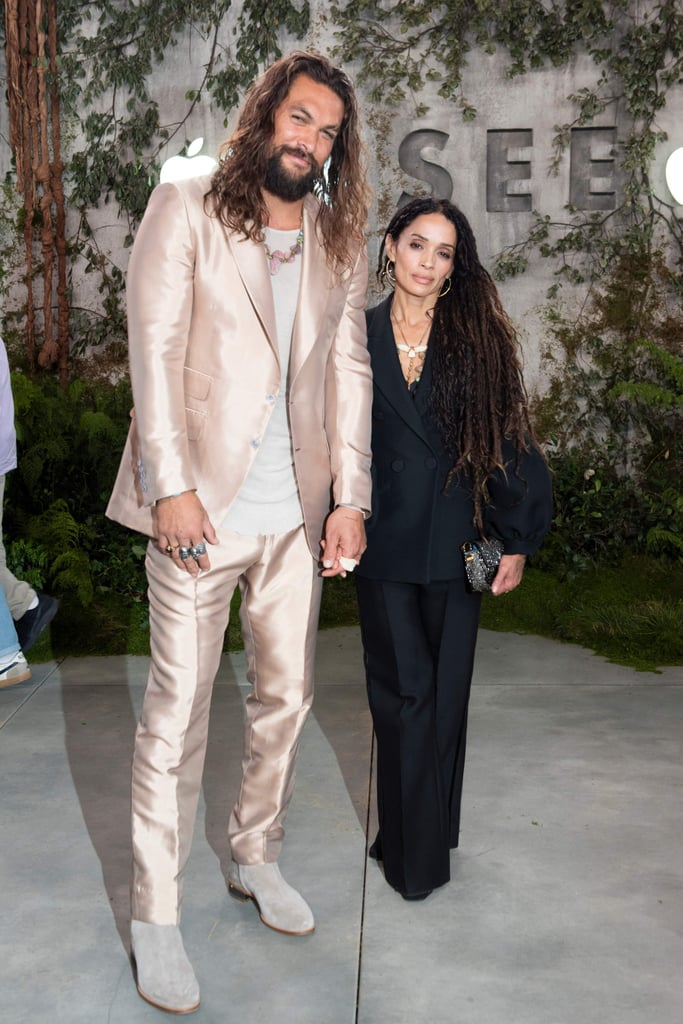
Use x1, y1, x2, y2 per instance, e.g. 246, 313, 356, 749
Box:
356, 576, 482, 896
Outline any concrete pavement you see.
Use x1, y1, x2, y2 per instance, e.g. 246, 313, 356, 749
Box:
1, 627, 681, 1024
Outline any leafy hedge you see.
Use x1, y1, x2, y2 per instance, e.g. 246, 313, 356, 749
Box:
532, 250, 682, 573
4, 243, 681, 664
5, 371, 145, 610
7, 330, 678, 612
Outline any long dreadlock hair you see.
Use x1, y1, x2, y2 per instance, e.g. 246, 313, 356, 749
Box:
205, 51, 370, 275
378, 196, 543, 532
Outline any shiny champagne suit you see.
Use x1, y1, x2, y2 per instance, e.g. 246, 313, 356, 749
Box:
107, 177, 372, 923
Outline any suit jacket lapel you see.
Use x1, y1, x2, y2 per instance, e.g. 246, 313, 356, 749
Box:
368, 296, 432, 447
290, 195, 331, 384
224, 222, 279, 363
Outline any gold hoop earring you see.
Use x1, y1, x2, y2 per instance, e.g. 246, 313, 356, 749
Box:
383, 259, 396, 288
439, 276, 452, 298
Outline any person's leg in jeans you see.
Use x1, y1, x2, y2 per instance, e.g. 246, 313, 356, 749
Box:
0, 588, 30, 687
0, 474, 35, 618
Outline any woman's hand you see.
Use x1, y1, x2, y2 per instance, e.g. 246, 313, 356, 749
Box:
491, 553, 526, 596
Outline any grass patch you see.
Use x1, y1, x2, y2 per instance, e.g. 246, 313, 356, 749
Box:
319, 574, 361, 630
29, 555, 682, 674
480, 555, 683, 672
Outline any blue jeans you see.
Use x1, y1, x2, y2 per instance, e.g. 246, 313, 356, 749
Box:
0, 590, 20, 662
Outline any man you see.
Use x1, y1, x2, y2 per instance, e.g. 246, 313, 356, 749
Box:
106, 51, 372, 1014
0, 337, 58, 658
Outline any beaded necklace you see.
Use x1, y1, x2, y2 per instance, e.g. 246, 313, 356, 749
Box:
264, 226, 304, 276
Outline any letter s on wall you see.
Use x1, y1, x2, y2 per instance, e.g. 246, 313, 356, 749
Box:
397, 130, 453, 207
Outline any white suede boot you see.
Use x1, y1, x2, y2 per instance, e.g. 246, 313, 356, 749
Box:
130, 921, 200, 1014
228, 861, 315, 935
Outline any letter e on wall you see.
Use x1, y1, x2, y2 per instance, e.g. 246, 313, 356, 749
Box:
487, 130, 533, 212
570, 127, 617, 210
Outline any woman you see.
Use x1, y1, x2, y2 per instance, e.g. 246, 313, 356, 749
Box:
356, 197, 553, 900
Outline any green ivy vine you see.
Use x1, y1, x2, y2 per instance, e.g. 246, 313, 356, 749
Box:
331, 0, 683, 293
1, 0, 310, 358
58, 0, 309, 227
1, 1, 681, 354
330, 0, 682, 566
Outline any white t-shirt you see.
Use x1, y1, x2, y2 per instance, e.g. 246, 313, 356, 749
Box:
222, 227, 305, 536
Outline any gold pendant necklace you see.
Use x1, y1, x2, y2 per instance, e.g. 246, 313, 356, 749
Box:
391, 312, 431, 386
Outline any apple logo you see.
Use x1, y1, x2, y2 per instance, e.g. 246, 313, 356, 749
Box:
160, 137, 218, 183
665, 147, 683, 205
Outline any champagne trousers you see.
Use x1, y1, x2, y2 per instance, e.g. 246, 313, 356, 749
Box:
131, 524, 322, 925
356, 576, 481, 896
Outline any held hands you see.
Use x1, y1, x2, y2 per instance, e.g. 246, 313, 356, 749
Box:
154, 490, 218, 575
490, 553, 526, 596
320, 507, 366, 578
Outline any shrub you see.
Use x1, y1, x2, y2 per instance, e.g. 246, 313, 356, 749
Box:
4, 370, 143, 605
532, 250, 683, 569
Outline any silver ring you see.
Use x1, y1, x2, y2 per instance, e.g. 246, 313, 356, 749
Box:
179, 546, 192, 561
191, 542, 207, 558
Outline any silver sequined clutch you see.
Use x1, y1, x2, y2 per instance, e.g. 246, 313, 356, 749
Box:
461, 538, 504, 592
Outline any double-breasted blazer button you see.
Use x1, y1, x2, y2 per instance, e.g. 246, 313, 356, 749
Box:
424, 456, 437, 469
265, 393, 276, 403
250, 439, 261, 449
390, 459, 405, 472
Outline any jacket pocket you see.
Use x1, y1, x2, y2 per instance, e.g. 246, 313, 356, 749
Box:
185, 407, 207, 441
184, 366, 212, 401
184, 367, 211, 440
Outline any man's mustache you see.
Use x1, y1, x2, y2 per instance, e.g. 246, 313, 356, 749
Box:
279, 146, 321, 176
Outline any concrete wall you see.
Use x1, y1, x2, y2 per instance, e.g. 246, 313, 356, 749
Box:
1, 2, 681, 390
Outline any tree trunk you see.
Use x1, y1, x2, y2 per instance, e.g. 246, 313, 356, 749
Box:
3, 0, 69, 379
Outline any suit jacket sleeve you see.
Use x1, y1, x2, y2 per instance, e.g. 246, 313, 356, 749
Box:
324, 245, 373, 513
125, 182, 198, 506
484, 439, 554, 556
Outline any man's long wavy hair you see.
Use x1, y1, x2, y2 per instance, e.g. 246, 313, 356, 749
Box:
205, 51, 370, 275
379, 196, 544, 532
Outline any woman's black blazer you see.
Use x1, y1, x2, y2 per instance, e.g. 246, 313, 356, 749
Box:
357, 295, 553, 584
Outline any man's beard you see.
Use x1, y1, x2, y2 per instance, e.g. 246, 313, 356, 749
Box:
263, 147, 320, 202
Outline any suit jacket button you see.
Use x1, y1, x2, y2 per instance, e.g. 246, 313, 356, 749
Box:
250, 439, 261, 449
391, 459, 405, 472
425, 457, 437, 469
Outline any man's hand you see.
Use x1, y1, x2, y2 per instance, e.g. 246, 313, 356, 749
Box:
153, 490, 218, 575
491, 553, 526, 596
320, 507, 366, 578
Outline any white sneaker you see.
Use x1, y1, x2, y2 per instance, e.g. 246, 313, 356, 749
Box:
0, 652, 31, 688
